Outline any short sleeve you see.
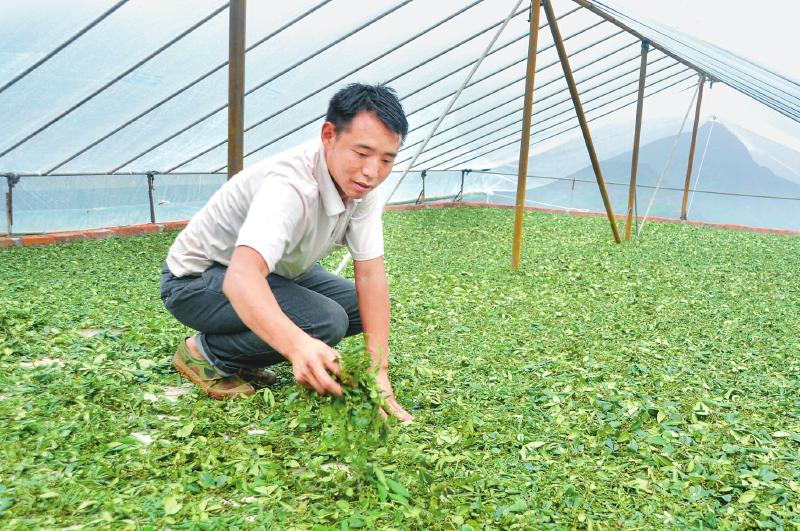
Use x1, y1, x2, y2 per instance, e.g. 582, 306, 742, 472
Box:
345, 189, 384, 261
235, 178, 306, 273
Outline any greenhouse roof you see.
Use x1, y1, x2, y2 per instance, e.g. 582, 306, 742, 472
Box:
0, 0, 797, 176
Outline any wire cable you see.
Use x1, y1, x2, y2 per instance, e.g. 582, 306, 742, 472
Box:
686, 116, 716, 217
334, 0, 524, 276
637, 77, 699, 237
46, 0, 335, 174
441, 71, 693, 169
110, 0, 414, 173
0, 0, 130, 96
0, 3, 230, 160
166, 0, 487, 173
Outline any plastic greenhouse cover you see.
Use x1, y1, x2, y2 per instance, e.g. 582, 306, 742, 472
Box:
0, 0, 797, 234
0, 0, 689, 175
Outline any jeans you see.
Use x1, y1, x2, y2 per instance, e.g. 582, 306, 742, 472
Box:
160, 262, 362, 375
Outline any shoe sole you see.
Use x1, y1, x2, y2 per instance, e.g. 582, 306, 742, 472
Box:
173, 351, 254, 400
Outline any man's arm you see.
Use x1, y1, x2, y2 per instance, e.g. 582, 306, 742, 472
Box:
354, 256, 413, 422
223, 245, 343, 396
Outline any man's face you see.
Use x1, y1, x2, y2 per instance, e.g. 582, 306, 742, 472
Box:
321, 111, 402, 201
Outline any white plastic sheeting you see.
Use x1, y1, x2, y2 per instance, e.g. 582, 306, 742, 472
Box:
1, 0, 797, 234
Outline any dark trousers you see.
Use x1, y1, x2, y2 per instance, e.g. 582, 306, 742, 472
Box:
160, 262, 362, 375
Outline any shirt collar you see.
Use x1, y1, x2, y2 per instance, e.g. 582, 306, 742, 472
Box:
314, 139, 362, 217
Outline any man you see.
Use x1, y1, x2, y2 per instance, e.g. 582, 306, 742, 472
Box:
160, 83, 412, 422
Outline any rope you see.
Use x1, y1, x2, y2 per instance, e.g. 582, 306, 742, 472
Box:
0, 3, 229, 160
0, 0, 130, 96
686, 116, 716, 217
636, 77, 699, 237
334, 0, 524, 277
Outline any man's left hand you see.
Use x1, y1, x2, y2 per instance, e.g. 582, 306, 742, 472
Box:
376, 370, 413, 423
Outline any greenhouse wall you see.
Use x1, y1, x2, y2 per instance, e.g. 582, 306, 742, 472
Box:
4, 169, 799, 236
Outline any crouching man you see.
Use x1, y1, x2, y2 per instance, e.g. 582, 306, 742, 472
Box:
160, 83, 412, 422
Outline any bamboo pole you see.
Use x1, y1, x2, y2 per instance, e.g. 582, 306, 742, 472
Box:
624, 40, 649, 240
680, 75, 706, 220
227, 0, 246, 179
511, 0, 544, 269
543, 0, 621, 243
5, 176, 13, 236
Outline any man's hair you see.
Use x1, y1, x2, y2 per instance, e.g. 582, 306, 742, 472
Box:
326, 83, 408, 141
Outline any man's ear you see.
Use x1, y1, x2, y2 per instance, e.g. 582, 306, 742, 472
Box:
321, 121, 336, 148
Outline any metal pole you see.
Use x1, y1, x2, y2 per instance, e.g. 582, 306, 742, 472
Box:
681, 75, 706, 220
624, 40, 649, 240
227, 0, 246, 179
543, 0, 621, 243
511, 0, 543, 270
146, 171, 156, 224
5, 175, 14, 236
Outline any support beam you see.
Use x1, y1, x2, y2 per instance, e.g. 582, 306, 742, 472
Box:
4, 174, 19, 236
227, 0, 246, 179
543, 0, 621, 243
681, 75, 706, 220
511, 0, 543, 270
624, 40, 649, 240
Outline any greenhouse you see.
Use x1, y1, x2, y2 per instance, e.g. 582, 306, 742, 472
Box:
1, 0, 799, 528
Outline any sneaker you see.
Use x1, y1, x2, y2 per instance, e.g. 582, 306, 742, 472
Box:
172, 339, 254, 400
237, 367, 277, 387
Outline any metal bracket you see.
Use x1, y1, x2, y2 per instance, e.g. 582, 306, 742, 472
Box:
641, 39, 650, 50
456, 169, 470, 202
3, 173, 20, 187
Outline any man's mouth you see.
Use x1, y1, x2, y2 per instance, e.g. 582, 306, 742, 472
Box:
354, 182, 371, 193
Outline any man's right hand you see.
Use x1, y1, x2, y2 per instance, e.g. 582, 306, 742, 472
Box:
286, 337, 343, 396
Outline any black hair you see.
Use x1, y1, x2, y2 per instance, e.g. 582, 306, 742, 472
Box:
326, 83, 408, 141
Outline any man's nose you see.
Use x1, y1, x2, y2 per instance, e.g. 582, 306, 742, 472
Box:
362, 158, 378, 179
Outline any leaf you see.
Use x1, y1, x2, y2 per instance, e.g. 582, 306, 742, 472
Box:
163, 494, 182, 515
738, 491, 757, 504
176, 422, 194, 438
385, 478, 410, 498
254, 485, 278, 496
262, 388, 275, 408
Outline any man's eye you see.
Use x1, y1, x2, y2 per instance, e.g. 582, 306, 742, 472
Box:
355, 151, 367, 158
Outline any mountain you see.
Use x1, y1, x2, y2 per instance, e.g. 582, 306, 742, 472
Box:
523, 121, 800, 230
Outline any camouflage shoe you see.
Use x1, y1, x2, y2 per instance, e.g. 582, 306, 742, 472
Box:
172, 339, 254, 400
237, 367, 277, 387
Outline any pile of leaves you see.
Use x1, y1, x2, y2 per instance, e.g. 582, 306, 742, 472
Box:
0, 206, 798, 528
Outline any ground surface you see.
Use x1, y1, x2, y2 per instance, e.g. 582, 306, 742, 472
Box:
1, 207, 799, 529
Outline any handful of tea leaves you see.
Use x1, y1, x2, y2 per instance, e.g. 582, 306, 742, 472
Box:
320, 341, 389, 472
